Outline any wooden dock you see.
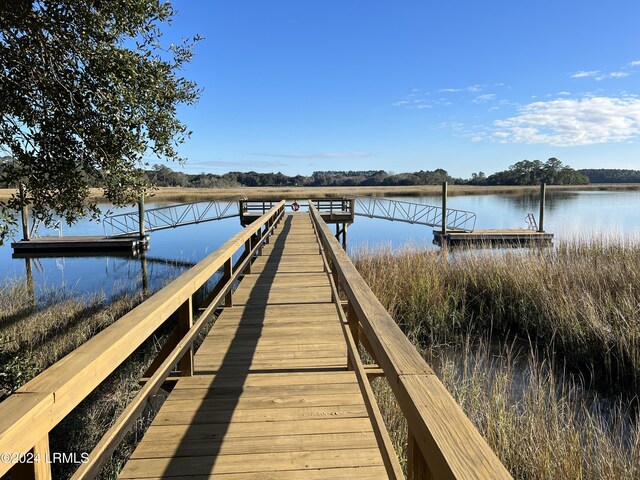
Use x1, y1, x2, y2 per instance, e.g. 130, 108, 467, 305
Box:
120, 214, 388, 478
0, 202, 511, 480
433, 229, 554, 247
11, 235, 149, 256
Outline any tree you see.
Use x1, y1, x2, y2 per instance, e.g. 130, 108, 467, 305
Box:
0, 0, 200, 241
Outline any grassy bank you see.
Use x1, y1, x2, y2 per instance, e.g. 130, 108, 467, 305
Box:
373, 336, 640, 479
355, 238, 640, 478
0, 263, 195, 478
354, 238, 640, 392
2, 183, 640, 203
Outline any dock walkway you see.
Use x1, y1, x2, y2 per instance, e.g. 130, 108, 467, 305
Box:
119, 214, 388, 478
0, 202, 511, 480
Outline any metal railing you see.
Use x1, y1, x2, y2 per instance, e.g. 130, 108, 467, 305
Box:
103, 196, 246, 236
353, 196, 476, 231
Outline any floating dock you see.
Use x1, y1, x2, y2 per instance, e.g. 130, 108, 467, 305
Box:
433, 229, 554, 247
11, 235, 149, 256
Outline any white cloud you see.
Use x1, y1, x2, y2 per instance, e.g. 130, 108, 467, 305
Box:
571, 70, 601, 79
489, 96, 640, 146
437, 84, 485, 93
558, 91, 571, 96
474, 93, 496, 102
629, 60, 640, 67
252, 152, 374, 159
610, 71, 629, 78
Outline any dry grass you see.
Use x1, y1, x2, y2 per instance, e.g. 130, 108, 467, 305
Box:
2, 183, 639, 203
354, 237, 640, 391
0, 264, 191, 478
356, 238, 640, 479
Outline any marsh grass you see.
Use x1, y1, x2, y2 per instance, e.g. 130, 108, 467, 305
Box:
354, 237, 640, 392
0, 260, 199, 478
357, 237, 640, 479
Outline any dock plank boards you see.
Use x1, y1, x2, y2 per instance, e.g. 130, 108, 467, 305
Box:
119, 214, 387, 479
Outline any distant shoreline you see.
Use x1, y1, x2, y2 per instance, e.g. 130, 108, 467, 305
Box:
1, 183, 639, 203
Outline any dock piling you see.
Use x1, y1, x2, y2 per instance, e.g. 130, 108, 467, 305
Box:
538, 182, 546, 233
19, 184, 30, 241
138, 196, 146, 239
441, 181, 448, 234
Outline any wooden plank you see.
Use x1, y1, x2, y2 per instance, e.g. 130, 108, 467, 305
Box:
171, 372, 359, 389
159, 394, 365, 413
194, 359, 347, 371
130, 432, 378, 459
195, 349, 346, 362
141, 417, 375, 442
128, 466, 388, 480
151, 405, 370, 426
119, 448, 385, 478
168, 384, 361, 400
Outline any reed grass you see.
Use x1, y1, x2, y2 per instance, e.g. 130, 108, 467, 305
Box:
356, 237, 640, 479
354, 237, 640, 392
3, 184, 638, 203
0, 262, 192, 478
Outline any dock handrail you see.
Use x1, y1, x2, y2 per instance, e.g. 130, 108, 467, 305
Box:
353, 196, 477, 231
308, 202, 511, 479
0, 201, 286, 479
103, 196, 247, 236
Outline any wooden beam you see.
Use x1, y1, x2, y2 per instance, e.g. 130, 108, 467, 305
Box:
309, 204, 511, 480
0, 203, 285, 476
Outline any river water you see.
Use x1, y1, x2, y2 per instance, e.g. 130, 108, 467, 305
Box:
1, 189, 639, 299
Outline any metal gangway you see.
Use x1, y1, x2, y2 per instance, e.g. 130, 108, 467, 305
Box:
353, 196, 476, 231
103, 196, 247, 236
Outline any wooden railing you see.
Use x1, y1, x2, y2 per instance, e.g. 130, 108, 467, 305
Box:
0, 202, 285, 480
240, 198, 354, 215
308, 202, 512, 480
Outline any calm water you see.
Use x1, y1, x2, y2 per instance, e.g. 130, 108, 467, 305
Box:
1, 190, 639, 299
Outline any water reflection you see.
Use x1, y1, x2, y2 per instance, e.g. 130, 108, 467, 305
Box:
1, 190, 639, 298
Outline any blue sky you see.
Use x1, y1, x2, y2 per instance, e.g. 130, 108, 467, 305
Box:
160, 1, 640, 178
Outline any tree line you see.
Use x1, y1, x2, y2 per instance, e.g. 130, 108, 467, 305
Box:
3, 156, 638, 190
124, 158, 614, 188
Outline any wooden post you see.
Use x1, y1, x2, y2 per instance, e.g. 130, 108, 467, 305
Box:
10, 434, 52, 480
538, 182, 546, 233
19, 184, 30, 241
140, 254, 149, 297
178, 297, 193, 376
224, 259, 233, 307
342, 223, 348, 250
25, 258, 35, 306
331, 262, 339, 302
407, 431, 431, 480
441, 181, 448, 234
347, 302, 358, 371
244, 238, 252, 274
137, 196, 146, 240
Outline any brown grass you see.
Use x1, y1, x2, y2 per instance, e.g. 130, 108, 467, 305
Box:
356, 238, 640, 478
354, 237, 640, 391
2, 183, 639, 203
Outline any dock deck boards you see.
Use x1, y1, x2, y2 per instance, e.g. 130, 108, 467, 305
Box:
11, 235, 148, 255
119, 214, 388, 479
433, 228, 554, 246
